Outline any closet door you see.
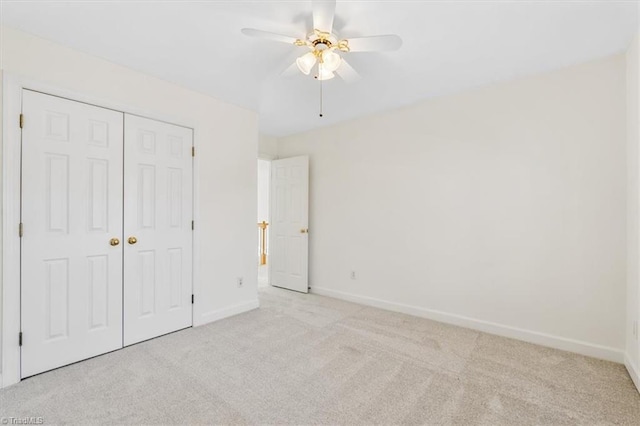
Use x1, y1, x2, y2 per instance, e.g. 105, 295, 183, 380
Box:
21, 90, 124, 377
123, 115, 193, 346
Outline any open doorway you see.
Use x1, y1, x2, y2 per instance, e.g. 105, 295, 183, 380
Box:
257, 159, 271, 286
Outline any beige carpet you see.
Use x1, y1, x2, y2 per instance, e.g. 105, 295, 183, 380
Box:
1, 286, 639, 425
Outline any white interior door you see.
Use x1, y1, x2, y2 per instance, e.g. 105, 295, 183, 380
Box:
270, 156, 309, 293
123, 114, 193, 346
21, 90, 124, 378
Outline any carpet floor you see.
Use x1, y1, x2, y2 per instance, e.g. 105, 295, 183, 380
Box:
1, 286, 639, 425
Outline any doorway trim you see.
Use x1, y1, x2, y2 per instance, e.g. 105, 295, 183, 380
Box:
1, 72, 199, 388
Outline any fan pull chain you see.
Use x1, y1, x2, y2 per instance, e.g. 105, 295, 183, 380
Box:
319, 63, 324, 118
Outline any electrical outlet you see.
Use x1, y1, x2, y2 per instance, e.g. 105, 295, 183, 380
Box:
237, 277, 243, 288
350, 271, 356, 280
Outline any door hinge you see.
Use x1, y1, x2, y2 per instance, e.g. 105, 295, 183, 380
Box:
19, 332, 22, 347
191, 294, 194, 304
192, 146, 195, 157
19, 114, 24, 129
191, 220, 194, 230
19, 222, 23, 238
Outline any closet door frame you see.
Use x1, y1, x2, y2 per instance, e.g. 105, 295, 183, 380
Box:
1, 73, 199, 388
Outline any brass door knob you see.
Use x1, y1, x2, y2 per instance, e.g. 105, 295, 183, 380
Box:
300, 228, 309, 234
128, 236, 138, 245
110, 238, 120, 246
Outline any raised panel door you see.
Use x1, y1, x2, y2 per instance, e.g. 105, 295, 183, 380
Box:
21, 90, 124, 377
269, 156, 309, 293
123, 114, 193, 346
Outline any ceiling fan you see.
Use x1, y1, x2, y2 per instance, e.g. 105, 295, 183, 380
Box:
241, 0, 402, 83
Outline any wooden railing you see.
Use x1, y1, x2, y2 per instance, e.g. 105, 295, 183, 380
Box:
258, 221, 269, 265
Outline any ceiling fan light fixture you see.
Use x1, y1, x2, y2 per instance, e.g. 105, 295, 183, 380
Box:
296, 52, 317, 75
321, 50, 342, 72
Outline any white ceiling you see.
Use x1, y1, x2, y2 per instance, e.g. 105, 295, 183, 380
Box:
1, 0, 638, 136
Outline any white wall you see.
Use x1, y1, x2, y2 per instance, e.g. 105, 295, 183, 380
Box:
627, 34, 640, 387
258, 133, 278, 159
279, 54, 627, 361
0, 26, 259, 380
257, 160, 271, 223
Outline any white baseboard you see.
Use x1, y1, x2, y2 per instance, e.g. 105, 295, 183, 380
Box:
625, 353, 640, 393
196, 299, 260, 326
311, 286, 623, 363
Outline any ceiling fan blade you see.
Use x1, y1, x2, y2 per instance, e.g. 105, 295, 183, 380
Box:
346, 35, 402, 52
281, 61, 301, 78
335, 59, 361, 83
312, 0, 336, 33
241, 28, 299, 45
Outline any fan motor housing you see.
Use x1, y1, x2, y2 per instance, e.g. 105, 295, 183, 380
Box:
312, 39, 332, 50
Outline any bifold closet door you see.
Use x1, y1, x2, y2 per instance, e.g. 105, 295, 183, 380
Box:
21, 90, 124, 378
123, 115, 193, 346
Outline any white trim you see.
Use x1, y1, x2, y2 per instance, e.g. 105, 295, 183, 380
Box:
258, 152, 277, 161
1, 72, 200, 388
311, 286, 624, 363
2, 73, 24, 388
199, 299, 260, 324
625, 353, 640, 394
192, 129, 201, 326
8, 80, 197, 130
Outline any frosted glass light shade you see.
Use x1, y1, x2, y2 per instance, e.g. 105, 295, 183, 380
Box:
296, 52, 317, 75
316, 67, 335, 81
322, 50, 342, 72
